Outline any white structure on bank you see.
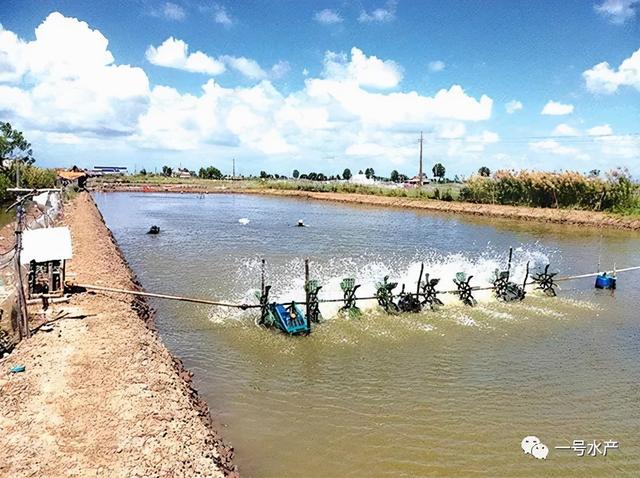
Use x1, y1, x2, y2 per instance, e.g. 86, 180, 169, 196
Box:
349, 173, 375, 185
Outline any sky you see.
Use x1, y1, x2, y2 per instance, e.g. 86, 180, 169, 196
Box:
0, 0, 639, 177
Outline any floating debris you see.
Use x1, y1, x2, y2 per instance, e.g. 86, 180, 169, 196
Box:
238, 218, 250, 225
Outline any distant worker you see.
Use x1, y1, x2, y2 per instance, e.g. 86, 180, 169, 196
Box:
297, 219, 306, 227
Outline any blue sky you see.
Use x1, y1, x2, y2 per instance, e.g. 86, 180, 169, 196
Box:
0, 0, 639, 177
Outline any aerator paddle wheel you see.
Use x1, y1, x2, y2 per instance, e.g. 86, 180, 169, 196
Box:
453, 272, 477, 307
375, 276, 400, 313
256, 285, 275, 327
421, 274, 444, 310
532, 264, 558, 297
305, 279, 323, 323
340, 278, 361, 317
397, 284, 422, 313
493, 264, 529, 302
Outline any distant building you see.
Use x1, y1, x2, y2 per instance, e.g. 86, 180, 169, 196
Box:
349, 174, 375, 185
91, 166, 128, 175
406, 174, 430, 185
173, 168, 193, 179
56, 169, 87, 188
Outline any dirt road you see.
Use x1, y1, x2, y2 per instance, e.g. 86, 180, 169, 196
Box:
0, 193, 237, 478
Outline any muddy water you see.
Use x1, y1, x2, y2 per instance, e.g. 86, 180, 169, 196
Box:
94, 192, 640, 477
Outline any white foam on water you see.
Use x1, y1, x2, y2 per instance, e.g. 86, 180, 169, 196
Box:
454, 314, 478, 327
208, 245, 558, 325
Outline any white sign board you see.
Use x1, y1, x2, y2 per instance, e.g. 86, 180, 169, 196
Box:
21, 227, 73, 265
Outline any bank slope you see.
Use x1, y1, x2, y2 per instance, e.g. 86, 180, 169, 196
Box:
0, 192, 237, 478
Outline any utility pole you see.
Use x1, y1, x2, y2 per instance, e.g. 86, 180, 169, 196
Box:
418, 131, 423, 187
11, 194, 29, 339
232, 158, 235, 179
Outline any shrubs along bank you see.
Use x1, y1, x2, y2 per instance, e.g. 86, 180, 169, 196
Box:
459, 169, 638, 213
0, 122, 56, 199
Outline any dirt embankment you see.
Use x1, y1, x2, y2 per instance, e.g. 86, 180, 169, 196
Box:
0, 193, 238, 478
96, 181, 640, 231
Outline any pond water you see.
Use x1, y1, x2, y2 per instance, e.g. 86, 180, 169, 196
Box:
94, 192, 640, 477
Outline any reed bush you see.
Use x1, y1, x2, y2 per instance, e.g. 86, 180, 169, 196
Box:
459, 169, 639, 212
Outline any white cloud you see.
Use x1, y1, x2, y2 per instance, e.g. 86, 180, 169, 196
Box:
147, 37, 288, 81
323, 47, 403, 89
529, 140, 588, 159
585, 125, 640, 158
552, 123, 580, 136
222, 55, 267, 80
541, 100, 574, 116
583, 48, 640, 94
0, 27, 28, 82
314, 9, 343, 24
587, 124, 614, 136
436, 122, 466, 139
462, 130, 499, 152
505, 100, 523, 114
270, 60, 290, 79
595, 0, 639, 24
213, 4, 233, 26
161, 2, 186, 21
428, 60, 445, 72
0, 12, 149, 136
358, 0, 397, 23
0, 13, 498, 171
146, 37, 225, 75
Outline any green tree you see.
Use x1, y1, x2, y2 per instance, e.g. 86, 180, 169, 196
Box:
292, 169, 300, 179
478, 166, 490, 177
260, 170, 268, 179
365, 168, 375, 179
198, 166, 222, 180
342, 168, 352, 180
21, 166, 56, 189
162, 166, 173, 177
390, 170, 399, 182
139, 168, 147, 176
432, 163, 445, 181
0, 122, 35, 169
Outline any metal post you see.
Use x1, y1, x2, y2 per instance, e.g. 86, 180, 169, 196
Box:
416, 262, 424, 297
261, 258, 265, 296
507, 247, 513, 281
304, 259, 311, 332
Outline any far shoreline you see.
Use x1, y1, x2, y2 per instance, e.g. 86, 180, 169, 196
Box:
92, 181, 640, 232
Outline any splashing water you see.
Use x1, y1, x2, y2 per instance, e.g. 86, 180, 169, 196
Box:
208, 245, 555, 323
